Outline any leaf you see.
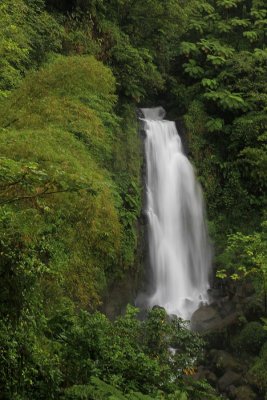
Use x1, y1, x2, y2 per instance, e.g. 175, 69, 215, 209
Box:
230, 18, 250, 28
243, 30, 258, 42
250, 9, 267, 19
254, 48, 267, 61
217, 20, 232, 33
196, 2, 215, 14
182, 59, 204, 78
204, 90, 248, 111
207, 55, 226, 65
206, 118, 224, 132
201, 78, 218, 89
216, 0, 239, 9
216, 269, 227, 279
179, 42, 198, 56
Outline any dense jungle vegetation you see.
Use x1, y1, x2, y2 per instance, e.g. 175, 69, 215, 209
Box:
0, 0, 266, 399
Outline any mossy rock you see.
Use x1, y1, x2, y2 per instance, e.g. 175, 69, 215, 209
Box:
234, 385, 256, 400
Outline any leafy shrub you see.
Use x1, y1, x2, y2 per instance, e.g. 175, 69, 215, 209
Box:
231, 322, 267, 355
247, 342, 267, 393
0, 0, 63, 98
55, 305, 203, 397
0, 55, 140, 312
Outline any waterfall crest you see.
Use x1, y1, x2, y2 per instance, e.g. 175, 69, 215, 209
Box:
141, 107, 211, 320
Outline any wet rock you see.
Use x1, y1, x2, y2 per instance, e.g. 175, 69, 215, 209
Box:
218, 370, 242, 391
191, 305, 222, 332
191, 304, 240, 332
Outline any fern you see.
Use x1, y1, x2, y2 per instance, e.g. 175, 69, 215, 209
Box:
198, 38, 234, 58
204, 89, 248, 110
230, 18, 250, 27
196, 2, 215, 14
201, 78, 218, 89
188, 19, 206, 33
206, 117, 224, 132
216, 0, 240, 9
216, 20, 232, 33
254, 18, 267, 27
250, 9, 267, 19
183, 59, 204, 78
207, 55, 226, 66
179, 42, 198, 56
243, 30, 258, 42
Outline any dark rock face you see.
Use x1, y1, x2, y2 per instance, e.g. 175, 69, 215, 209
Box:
191, 302, 240, 333
191, 305, 221, 331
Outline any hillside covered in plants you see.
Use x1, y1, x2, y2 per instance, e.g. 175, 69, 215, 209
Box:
0, 0, 266, 399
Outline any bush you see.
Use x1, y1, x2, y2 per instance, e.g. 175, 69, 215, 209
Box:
0, 0, 63, 98
247, 342, 267, 393
0, 55, 135, 312
231, 322, 267, 355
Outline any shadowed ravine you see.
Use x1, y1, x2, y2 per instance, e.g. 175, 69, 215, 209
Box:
140, 107, 211, 320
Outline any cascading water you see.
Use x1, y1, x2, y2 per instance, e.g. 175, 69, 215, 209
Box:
141, 107, 211, 320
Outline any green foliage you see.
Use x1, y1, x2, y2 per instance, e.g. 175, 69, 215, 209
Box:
63, 377, 188, 400
201, 79, 218, 90
180, 42, 198, 56
183, 60, 204, 78
62, 8, 101, 56
231, 322, 267, 355
0, 0, 63, 98
203, 90, 248, 111
0, 300, 210, 400
1, 1, 265, 400
0, 318, 61, 400
57, 306, 200, 391
54, 305, 204, 398
180, 0, 267, 239
247, 342, 267, 393
216, 223, 267, 297
206, 117, 224, 132
110, 31, 164, 101
0, 54, 144, 317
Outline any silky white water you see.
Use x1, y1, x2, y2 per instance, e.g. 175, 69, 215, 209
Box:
141, 107, 211, 320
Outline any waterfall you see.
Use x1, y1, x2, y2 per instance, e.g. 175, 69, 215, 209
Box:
141, 107, 211, 320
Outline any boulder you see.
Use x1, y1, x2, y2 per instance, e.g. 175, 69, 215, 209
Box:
191, 304, 240, 333
218, 370, 242, 391
191, 305, 222, 332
